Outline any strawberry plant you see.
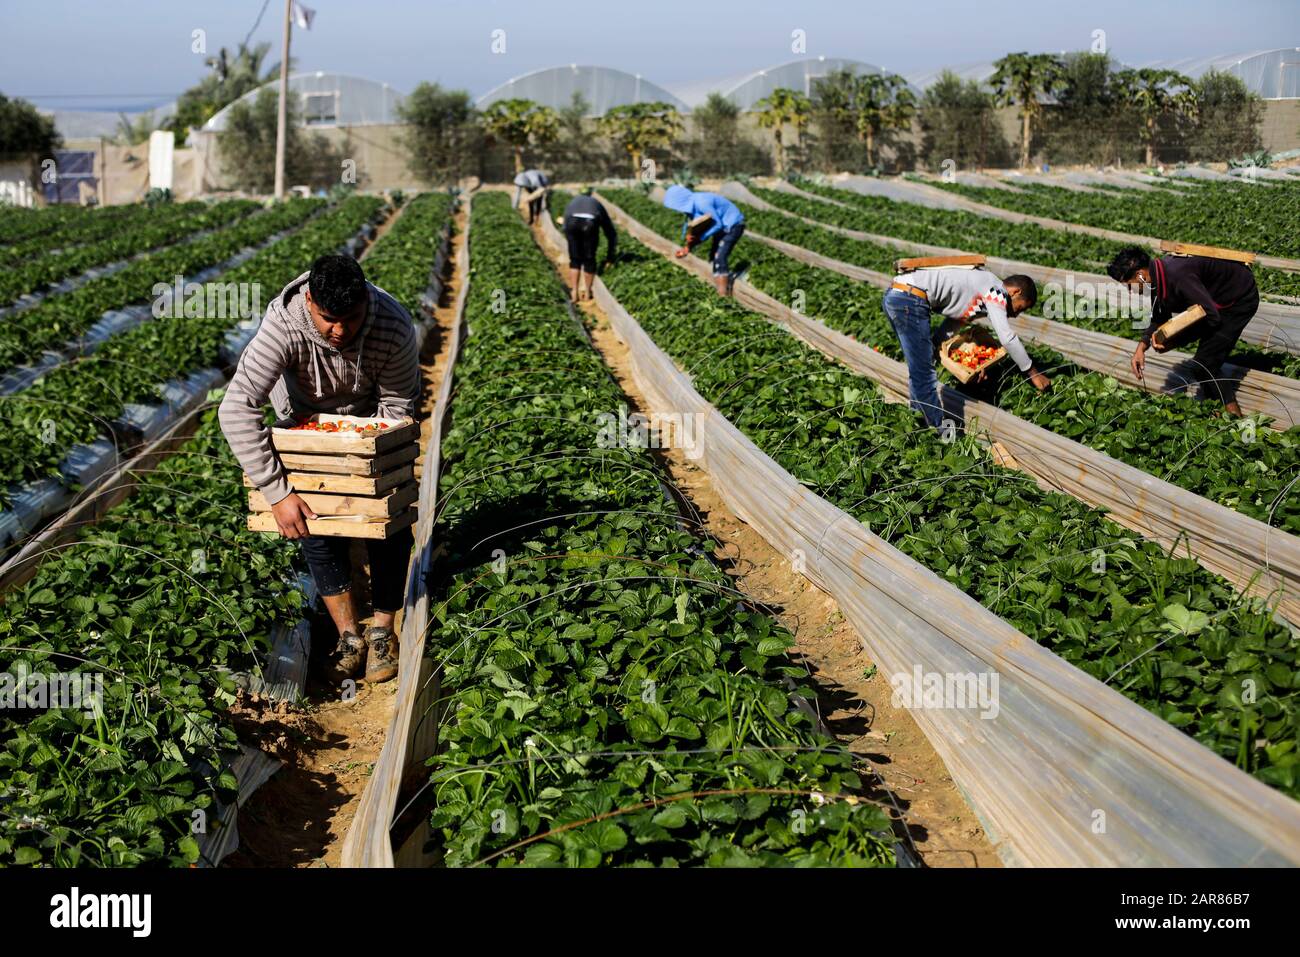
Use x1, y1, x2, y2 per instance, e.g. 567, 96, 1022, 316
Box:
602, 188, 1300, 534
0, 410, 304, 866
0, 191, 452, 867
775, 179, 1300, 310
927, 177, 1300, 283
596, 200, 1300, 798
425, 192, 898, 867
0, 195, 383, 507
0, 198, 325, 376
0, 200, 260, 307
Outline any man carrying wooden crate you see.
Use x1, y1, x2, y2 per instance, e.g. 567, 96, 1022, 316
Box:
218, 254, 420, 685
1108, 246, 1259, 416
882, 264, 1051, 429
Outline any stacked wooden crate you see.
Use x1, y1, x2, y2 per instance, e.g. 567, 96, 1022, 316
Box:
246, 414, 419, 539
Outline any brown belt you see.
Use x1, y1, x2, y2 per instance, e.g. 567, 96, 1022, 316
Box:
891, 282, 928, 301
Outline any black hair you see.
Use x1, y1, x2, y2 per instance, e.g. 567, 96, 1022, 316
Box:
1107, 247, 1151, 283
308, 254, 367, 316
1004, 274, 1038, 308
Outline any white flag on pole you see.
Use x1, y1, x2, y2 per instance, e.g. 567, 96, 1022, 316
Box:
291, 1, 315, 30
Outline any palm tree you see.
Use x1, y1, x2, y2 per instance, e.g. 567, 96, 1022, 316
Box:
597, 102, 683, 178
850, 74, 916, 169
480, 98, 560, 173
1112, 68, 1197, 166
989, 52, 1065, 168
168, 42, 280, 144
754, 88, 811, 176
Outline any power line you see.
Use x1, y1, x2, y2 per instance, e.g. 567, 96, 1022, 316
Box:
241, 0, 273, 51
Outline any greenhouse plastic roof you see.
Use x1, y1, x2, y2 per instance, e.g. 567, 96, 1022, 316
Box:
475, 65, 689, 115
715, 57, 906, 110
1139, 48, 1300, 99
201, 72, 406, 131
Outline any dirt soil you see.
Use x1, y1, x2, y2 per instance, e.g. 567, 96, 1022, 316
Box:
224, 200, 466, 868
530, 213, 1001, 867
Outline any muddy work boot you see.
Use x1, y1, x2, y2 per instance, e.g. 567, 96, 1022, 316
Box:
364, 625, 399, 683
325, 630, 367, 684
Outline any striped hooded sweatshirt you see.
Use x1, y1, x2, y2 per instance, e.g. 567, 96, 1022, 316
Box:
218, 270, 420, 506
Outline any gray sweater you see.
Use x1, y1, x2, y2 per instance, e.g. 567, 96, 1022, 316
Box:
894, 266, 1033, 371
218, 270, 420, 506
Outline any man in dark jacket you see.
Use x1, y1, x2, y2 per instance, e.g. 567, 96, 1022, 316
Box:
1108, 246, 1258, 415
560, 189, 616, 302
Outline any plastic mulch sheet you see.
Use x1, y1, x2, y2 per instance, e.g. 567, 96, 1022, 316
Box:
565, 209, 1300, 868
725, 179, 1300, 421
601, 193, 1300, 629
60, 437, 121, 489
341, 200, 470, 869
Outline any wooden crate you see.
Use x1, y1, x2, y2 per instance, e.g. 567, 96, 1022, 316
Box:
1159, 240, 1256, 266
940, 326, 1007, 384
1151, 304, 1208, 351
249, 482, 417, 518
244, 464, 413, 496
270, 414, 419, 455
277, 443, 418, 477
896, 254, 986, 273
246, 414, 420, 539
247, 506, 417, 540
686, 215, 714, 244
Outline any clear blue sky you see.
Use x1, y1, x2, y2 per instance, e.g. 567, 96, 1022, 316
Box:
2, 0, 1296, 111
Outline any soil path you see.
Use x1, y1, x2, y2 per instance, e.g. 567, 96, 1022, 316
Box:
224, 199, 467, 867
530, 209, 1001, 867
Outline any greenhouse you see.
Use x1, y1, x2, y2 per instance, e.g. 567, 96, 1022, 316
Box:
201, 71, 407, 131
475, 64, 689, 115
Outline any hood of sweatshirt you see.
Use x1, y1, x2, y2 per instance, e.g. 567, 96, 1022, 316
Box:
272, 270, 374, 399
662, 184, 694, 214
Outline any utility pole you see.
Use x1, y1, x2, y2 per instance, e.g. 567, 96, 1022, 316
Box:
273, 0, 292, 200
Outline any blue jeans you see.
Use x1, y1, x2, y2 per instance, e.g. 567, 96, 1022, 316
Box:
710, 223, 745, 277
882, 289, 944, 428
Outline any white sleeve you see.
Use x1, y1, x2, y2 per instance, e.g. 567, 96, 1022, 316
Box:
984, 290, 1033, 371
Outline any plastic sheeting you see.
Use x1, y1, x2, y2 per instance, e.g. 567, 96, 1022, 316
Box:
60, 437, 121, 490
603, 192, 1300, 627
748, 178, 1300, 358
725, 180, 1300, 426
837, 173, 1300, 275
343, 200, 469, 869
555, 209, 1300, 867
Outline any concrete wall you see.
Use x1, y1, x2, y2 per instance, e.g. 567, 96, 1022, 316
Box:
1261, 99, 1300, 154
190, 124, 421, 194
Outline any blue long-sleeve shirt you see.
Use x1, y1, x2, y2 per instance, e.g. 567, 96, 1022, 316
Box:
662, 185, 744, 241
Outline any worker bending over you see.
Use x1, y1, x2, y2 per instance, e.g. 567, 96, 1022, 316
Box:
219, 255, 420, 686
561, 188, 617, 302
1108, 247, 1258, 415
662, 185, 745, 297
513, 168, 551, 224
882, 266, 1050, 429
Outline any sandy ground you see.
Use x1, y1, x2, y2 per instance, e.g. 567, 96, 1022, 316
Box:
530, 211, 1001, 867
224, 201, 467, 867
